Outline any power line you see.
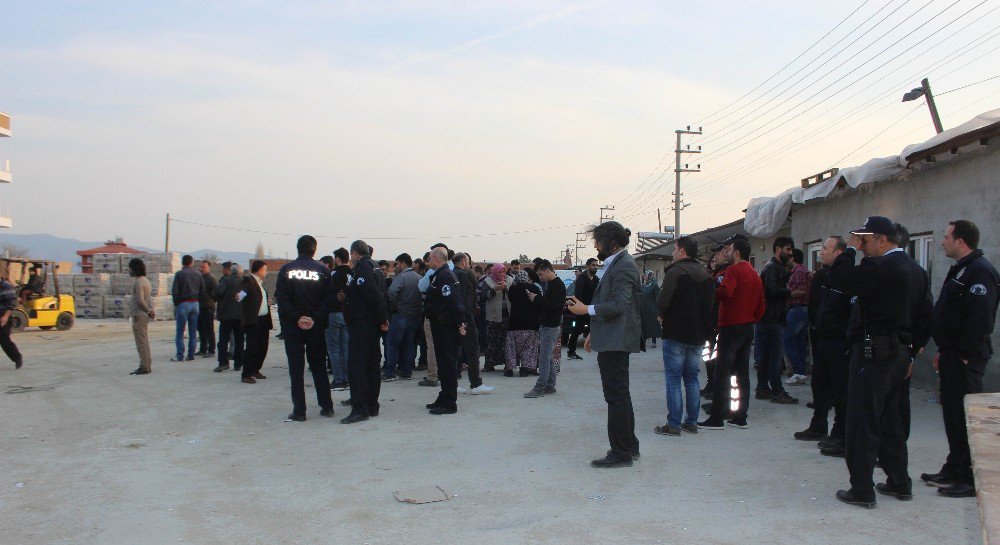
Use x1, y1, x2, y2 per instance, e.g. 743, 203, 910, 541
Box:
938, 73, 1000, 95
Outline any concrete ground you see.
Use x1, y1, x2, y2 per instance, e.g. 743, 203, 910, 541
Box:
0, 320, 982, 545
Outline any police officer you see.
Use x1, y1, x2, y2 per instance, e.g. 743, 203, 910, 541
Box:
794, 236, 852, 455
424, 247, 467, 415
923, 220, 1000, 498
827, 216, 932, 508
341, 240, 388, 424
275, 235, 336, 422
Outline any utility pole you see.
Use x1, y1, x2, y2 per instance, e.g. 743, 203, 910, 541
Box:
657, 208, 662, 232
673, 126, 702, 236
575, 232, 588, 266
165, 213, 171, 253
902, 78, 943, 134
599, 205, 615, 224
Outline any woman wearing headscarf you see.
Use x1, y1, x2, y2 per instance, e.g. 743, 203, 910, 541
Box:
639, 269, 660, 351
504, 271, 542, 377
482, 263, 510, 372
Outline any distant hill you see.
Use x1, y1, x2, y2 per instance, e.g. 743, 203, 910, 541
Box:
0, 233, 259, 271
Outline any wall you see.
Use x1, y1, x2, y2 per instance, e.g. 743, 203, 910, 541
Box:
789, 142, 1000, 389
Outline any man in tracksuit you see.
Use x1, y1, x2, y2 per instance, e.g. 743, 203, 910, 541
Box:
341, 240, 389, 424
275, 235, 335, 422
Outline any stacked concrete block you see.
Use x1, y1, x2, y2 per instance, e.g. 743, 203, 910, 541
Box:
134, 253, 181, 274
103, 295, 131, 319
75, 295, 104, 318
43, 275, 71, 296
147, 273, 175, 296
152, 296, 174, 320
92, 253, 126, 274
111, 274, 135, 296
72, 274, 112, 297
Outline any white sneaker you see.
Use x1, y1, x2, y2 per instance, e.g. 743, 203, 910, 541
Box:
784, 374, 807, 385
469, 385, 495, 395
457, 387, 468, 395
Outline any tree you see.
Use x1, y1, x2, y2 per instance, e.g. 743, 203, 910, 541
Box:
2, 244, 29, 258
254, 242, 266, 260
200, 252, 220, 264
517, 253, 530, 263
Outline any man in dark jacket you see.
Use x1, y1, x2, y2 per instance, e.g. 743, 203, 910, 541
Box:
171, 255, 203, 362
326, 248, 352, 391
424, 247, 467, 415
276, 235, 336, 422
567, 258, 599, 359
341, 240, 388, 424
828, 216, 933, 508
197, 260, 218, 358
213, 262, 245, 372
924, 220, 1000, 498
654, 236, 715, 435
526, 260, 566, 398
240, 260, 272, 385
795, 237, 851, 450
756, 237, 797, 404
454, 253, 493, 394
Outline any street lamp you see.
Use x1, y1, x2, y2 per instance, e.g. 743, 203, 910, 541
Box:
902, 78, 944, 134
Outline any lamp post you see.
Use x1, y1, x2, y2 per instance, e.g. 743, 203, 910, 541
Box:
902, 78, 943, 134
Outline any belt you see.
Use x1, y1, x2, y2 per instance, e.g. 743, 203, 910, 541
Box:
182, 298, 198, 303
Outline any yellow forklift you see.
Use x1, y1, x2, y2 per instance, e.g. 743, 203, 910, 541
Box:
1, 258, 75, 331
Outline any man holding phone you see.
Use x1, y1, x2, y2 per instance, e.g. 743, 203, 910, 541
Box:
567, 222, 642, 468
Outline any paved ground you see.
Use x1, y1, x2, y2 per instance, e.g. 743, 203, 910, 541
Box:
0, 320, 982, 545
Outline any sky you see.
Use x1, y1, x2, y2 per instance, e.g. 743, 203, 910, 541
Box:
2, 0, 999, 263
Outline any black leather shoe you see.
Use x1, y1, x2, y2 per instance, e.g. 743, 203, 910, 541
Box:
212, 365, 230, 372
836, 489, 875, 509
875, 482, 912, 500
15, 358, 23, 369
129, 367, 150, 375
340, 413, 369, 424
920, 471, 957, 487
426, 402, 440, 409
754, 389, 773, 400
287, 413, 306, 422
429, 406, 457, 415
821, 445, 846, 458
319, 409, 335, 418
591, 455, 632, 468
607, 449, 640, 461
937, 483, 976, 498
794, 429, 826, 441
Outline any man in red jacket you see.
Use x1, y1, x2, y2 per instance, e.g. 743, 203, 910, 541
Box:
699, 236, 765, 430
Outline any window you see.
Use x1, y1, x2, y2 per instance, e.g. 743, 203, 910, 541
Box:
806, 241, 822, 271
908, 233, 934, 273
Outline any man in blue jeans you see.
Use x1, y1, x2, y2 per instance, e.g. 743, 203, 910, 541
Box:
525, 260, 565, 398
171, 254, 203, 362
383, 253, 422, 380
326, 248, 352, 390
756, 237, 799, 404
782, 249, 812, 384
653, 237, 715, 435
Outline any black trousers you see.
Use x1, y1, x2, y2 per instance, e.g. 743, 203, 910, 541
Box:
217, 319, 245, 368
710, 324, 753, 421
0, 319, 21, 365
845, 339, 911, 498
808, 338, 849, 437
347, 324, 382, 416
460, 319, 482, 388
567, 315, 590, 355
938, 348, 987, 485
285, 326, 333, 417
431, 319, 461, 410
242, 318, 270, 379
197, 306, 216, 353
597, 351, 638, 460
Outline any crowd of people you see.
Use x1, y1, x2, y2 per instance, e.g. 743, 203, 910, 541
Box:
79, 215, 1000, 508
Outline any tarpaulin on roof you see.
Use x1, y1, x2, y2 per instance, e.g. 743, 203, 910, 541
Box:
743, 108, 1000, 238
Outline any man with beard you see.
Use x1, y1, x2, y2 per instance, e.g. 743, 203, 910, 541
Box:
567, 222, 642, 468
756, 237, 798, 404
567, 258, 599, 360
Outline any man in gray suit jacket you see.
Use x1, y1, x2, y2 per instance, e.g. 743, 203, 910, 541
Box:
568, 221, 642, 468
